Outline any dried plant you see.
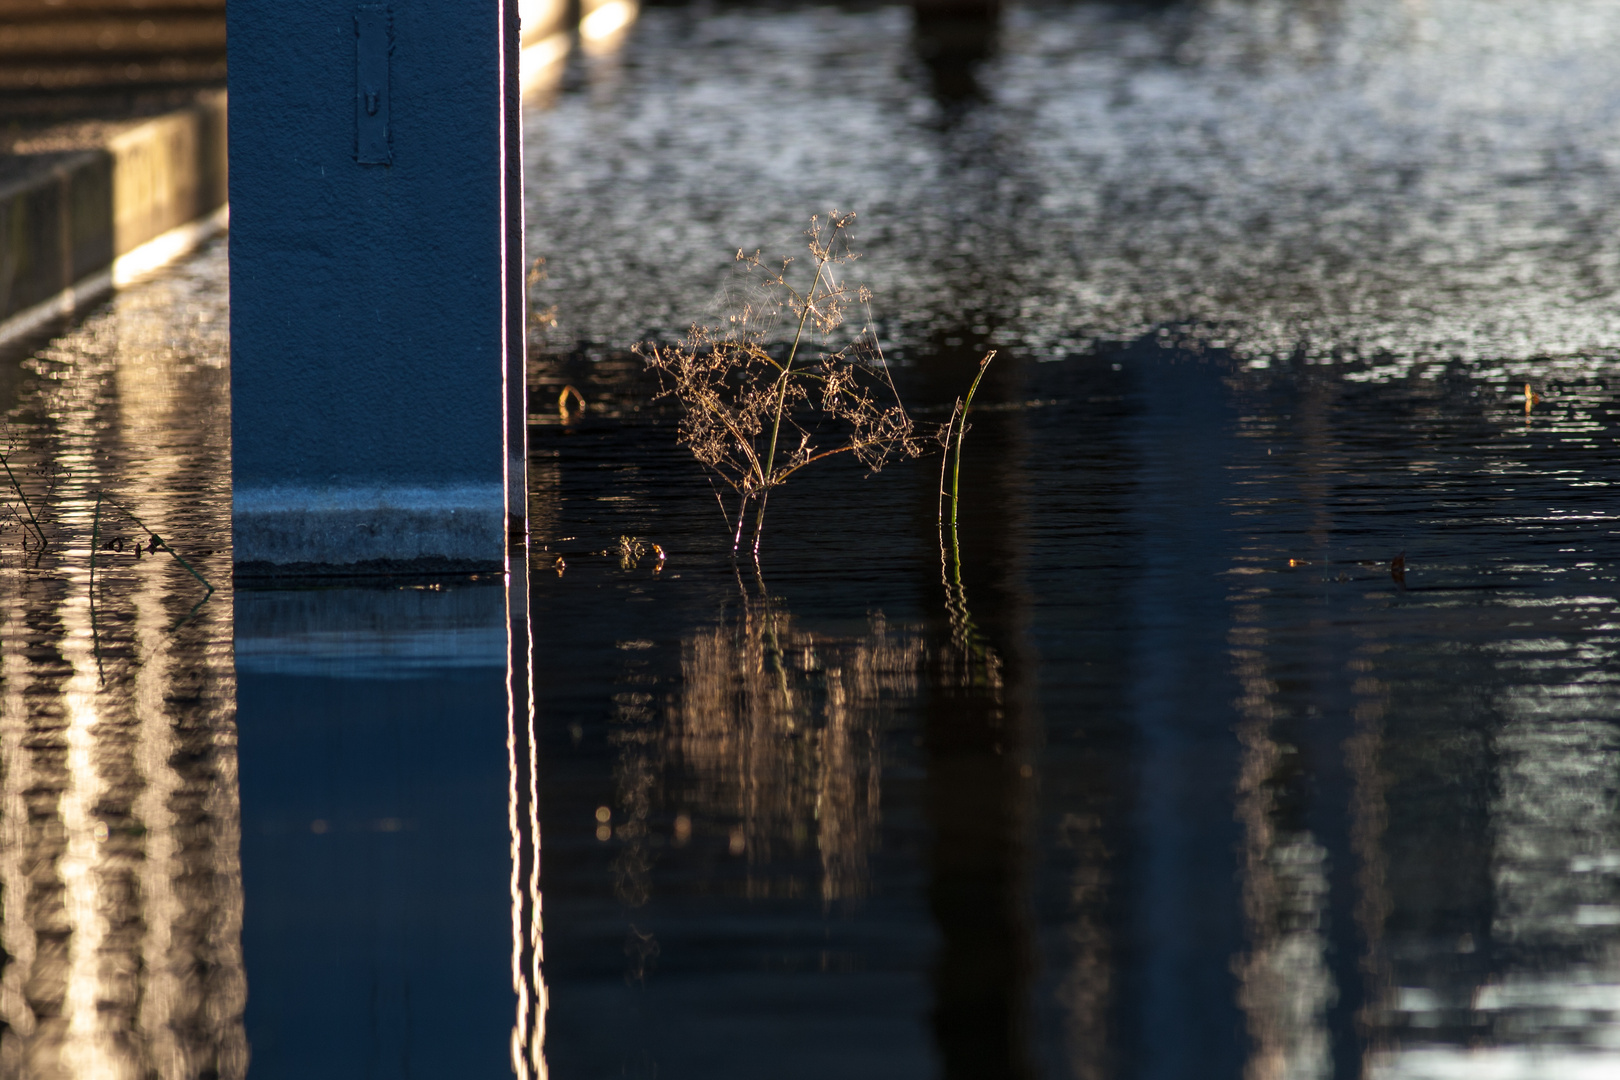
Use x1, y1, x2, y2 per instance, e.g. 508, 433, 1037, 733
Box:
638, 212, 920, 558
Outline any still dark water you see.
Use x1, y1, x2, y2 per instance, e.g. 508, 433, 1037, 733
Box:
1, 2, 1618, 1079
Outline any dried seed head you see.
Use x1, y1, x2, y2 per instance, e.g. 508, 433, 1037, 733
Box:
637, 211, 920, 547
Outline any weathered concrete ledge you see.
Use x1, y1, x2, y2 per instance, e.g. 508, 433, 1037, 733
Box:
0, 89, 228, 346
232, 484, 507, 581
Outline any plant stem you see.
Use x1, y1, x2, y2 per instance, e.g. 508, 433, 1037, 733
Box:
733, 494, 750, 554
1, 453, 45, 550
753, 223, 834, 552
750, 491, 768, 559
949, 352, 995, 533
937, 397, 962, 526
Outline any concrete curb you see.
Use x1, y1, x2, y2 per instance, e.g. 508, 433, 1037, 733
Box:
0, 88, 227, 346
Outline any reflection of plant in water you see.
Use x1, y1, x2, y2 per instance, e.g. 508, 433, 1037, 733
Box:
615, 534, 665, 572
638, 212, 920, 558
937, 355, 1002, 691
942, 576, 1003, 692
666, 598, 924, 902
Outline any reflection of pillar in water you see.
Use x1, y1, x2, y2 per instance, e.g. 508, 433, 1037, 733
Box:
1493, 708, 1620, 951
924, 633, 1034, 1080
1362, 620, 1620, 1073
509, 554, 548, 1080
910, 0, 1002, 105
1229, 601, 1336, 1080
1054, 811, 1110, 1080
910, 314, 1034, 1079
1360, 654, 1496, 1056
1477, 698, 1620, 1047
1345, 642, 1393, 1063
236, 584, 513, 1074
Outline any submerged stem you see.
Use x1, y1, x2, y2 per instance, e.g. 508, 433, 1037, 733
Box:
104, 497, 215, 595
751, 491, 768, 560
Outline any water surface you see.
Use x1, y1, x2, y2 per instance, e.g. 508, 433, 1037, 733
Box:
524, 4, 1620, 1078
0, 2, 1615, 1078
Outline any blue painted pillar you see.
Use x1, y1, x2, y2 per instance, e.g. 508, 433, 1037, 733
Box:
228, 0, 524, 576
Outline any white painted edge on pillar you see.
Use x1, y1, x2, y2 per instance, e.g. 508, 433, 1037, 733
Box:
520, 28, 570, 97
233, 483, 507, 568
0, 203, 230, 350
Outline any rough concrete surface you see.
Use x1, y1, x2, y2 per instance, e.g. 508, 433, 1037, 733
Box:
228, 0, 519, 574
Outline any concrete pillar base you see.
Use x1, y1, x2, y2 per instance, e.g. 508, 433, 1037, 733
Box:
232, 484, 506, 577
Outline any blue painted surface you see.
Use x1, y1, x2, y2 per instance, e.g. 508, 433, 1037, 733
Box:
227, 0, 510, 496
236, 586, 514, 1077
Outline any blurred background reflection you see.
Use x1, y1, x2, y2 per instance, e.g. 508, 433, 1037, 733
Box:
0, 242, 243, 1078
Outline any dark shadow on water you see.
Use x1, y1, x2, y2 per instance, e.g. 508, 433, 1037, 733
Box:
911, 0, 1002, 109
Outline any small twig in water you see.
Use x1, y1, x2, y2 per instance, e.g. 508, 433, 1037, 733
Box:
99, 496, 215, 596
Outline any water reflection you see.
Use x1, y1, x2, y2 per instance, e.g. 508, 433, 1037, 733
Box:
527, 0, 1620, 362
235, 584, 513, 1077
647, 591, 923, 904
1231, 611, 1337, 1080
509, 555, 548, 1080
0, 241, 244, 1077
1215, 356, 1620, 1078
9, 0, 1620, 1072
910, 0, 1002, 107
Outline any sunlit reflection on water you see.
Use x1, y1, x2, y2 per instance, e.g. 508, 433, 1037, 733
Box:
528, 0, 1620, 365
0, 241, 243, 1077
